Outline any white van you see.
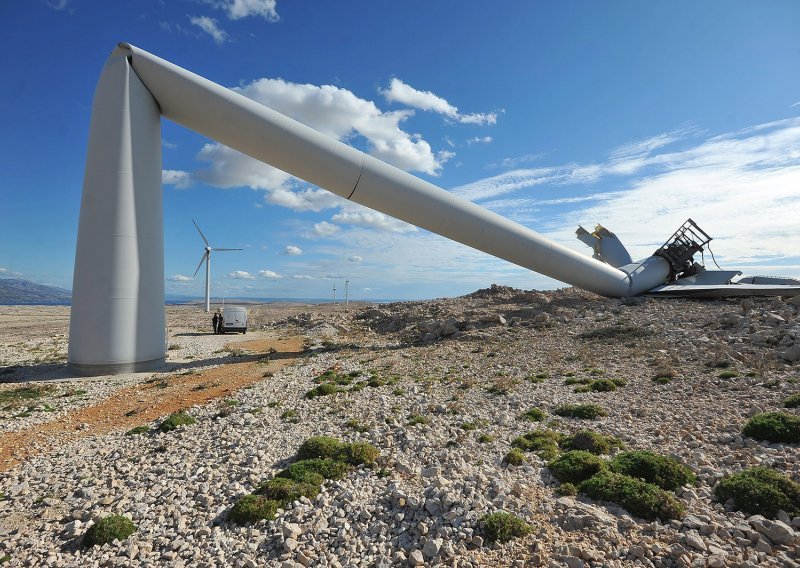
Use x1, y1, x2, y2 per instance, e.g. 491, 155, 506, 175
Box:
222, 306, 248, 334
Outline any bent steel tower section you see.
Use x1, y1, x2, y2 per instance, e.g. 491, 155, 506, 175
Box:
69, 43, 670, 375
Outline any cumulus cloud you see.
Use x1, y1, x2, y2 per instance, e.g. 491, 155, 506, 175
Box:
190, 16, 229, 44
349, 255, 363, 263
162, 169, 193, 189
331, 205, 417, 233
467, 136, 493, 145
167, 274, 193, 282
284, 245, 302, 255
227, 270, 256, 279
380, 78, 498, 125
313, 221, 340, 237
456, 117, 800, 270
207, 0, 279, 21
258, 269, 282, 279
291, 274, 315, 280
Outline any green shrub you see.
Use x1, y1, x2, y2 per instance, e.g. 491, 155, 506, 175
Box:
718, 370, 738, 379
564, 377, 590, 386
407, 413, 430, 426
277, 458, 349, 482
477, 434, 495, 443
124, 425, 149, 436
742, 412, 800, 444
297, 436, 344, 460
556, 483, 578, 496
610, 451, 696, 491
305, 383, 341, 399
652, 368, 676, 383
714, 466, 800, 518
461, 421, 478, 431
503, 448, 526, 466
158, 411, 196, 432
480, 511, 532, 543
228, 494, 279, 524
511, 430, 563, 460
82, 515, 136, 547
562, 429, 623, 455
255, 477, 320, 502
588, 379, 617, 392
280, 409, 300, 423
554, 403, 608, 419
343, 442, 380, 466
579, 471, 685, 521
521, 407, 546, 422
548, 451, 606, 484
783, 393, 800, 409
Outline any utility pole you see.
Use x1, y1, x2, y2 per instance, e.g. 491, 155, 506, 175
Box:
345, 280, 349, 309
332, 282, 336, 306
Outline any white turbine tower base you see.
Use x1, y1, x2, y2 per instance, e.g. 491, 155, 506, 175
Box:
192, 219, 242, 313
68, 48, 165, 376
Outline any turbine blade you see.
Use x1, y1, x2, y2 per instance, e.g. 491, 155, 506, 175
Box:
192, 251, 208, 277
212, 248, 243, 251
192, 219, 210, 247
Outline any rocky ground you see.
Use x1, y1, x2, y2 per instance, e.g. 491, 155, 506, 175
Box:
0, 287, 798, 567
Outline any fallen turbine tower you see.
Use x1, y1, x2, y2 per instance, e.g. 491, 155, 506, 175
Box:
68, 43, 800, 375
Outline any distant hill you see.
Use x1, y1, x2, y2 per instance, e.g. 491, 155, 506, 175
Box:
0, 278, 71, 305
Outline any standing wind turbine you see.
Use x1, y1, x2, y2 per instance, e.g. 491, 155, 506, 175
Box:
192, 219, 242, 312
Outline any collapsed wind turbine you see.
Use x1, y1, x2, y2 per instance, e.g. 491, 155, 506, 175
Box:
67, 43, 800, 376
192, 219, 242, 313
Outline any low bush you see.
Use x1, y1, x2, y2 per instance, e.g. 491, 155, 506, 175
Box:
477, 433, 495, 444
297, 436, 344, 460
255, 477, 320, 502
562, 429, 623, 455
158, 411, 196, 432
407, 413, 430, 426
652, 368, 676, 384
588, 379, 617, 392
343, 442, 380, 466
714, 466, 800, 518
579, 471, 685, 521
304, 383, 341, 399
718, 370, 738, 379
521, 407, 546, 422
124, 425, 149, 436
503, 448, 526, 466
480, 511, 532, 543
82, 515, 136, 547
277, 458, 349, 482
228, 494, 279, 524
610, 451, 696, 491
554, 403, 608, 419
548, 450, 606, 484
742, 412, 800, 444
783, 393, 800, 409
556, 483, 577, 496
511, 430, 563, 460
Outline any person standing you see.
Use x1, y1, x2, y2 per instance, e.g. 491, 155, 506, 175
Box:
211, 312, 219, 334
217, 310, 225, 334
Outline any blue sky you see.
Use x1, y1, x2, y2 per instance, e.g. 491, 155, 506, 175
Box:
2, 1, 800, 300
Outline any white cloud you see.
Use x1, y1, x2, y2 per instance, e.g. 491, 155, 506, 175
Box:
162, 169, 192, 189
313, 221, 340, 237
208, 0, 279, 20
190, 16, 229, 44
258, 269, 283, 279
791, 101, 800, 108
47, 0, 69, 10
380, 78, 497, 125
348, 255, 363, 263
167, 274, 193, 282
467, 136, 493, 145
457, 117, 800, 270
331, 206, 417, 233
190, 77, 455, 207
0, 267, 6, 273
227, 270, 256, 279
284, 245, 302, 255
291, 274, 315, 280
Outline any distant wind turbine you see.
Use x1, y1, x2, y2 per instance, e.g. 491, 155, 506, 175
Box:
192, 219, 242, 312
